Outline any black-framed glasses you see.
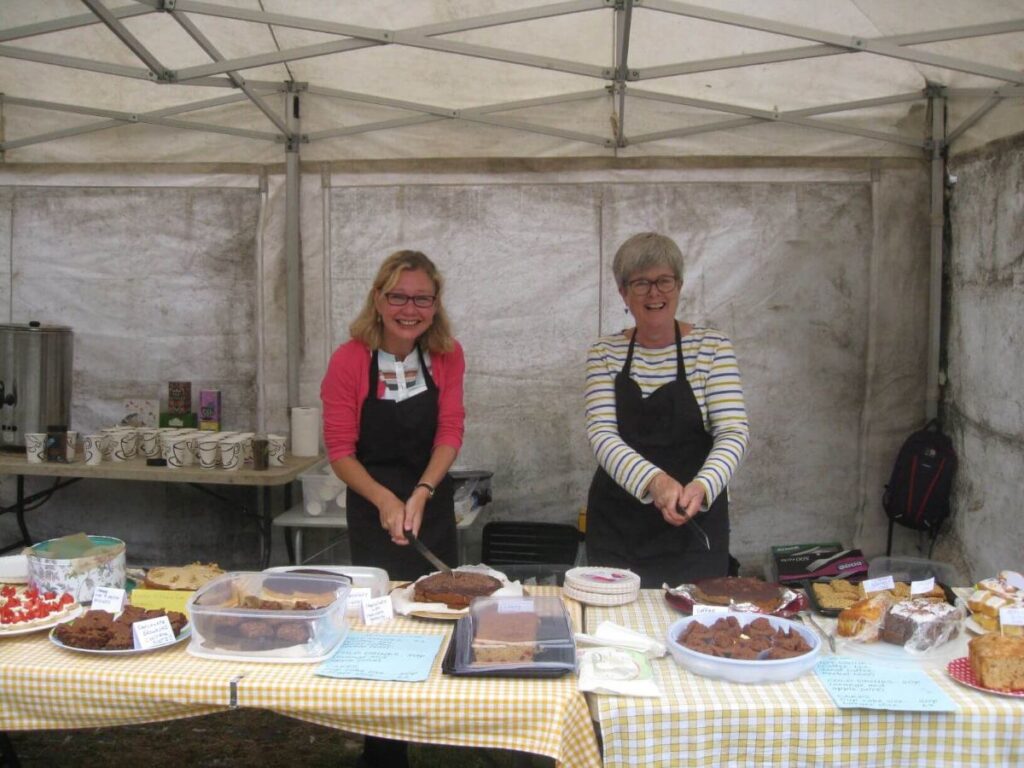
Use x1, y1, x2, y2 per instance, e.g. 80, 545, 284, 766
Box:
385, 292, 437, 308
626, 275, 678, 295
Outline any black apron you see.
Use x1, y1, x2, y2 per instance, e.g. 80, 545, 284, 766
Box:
345, 345, 457, 582
587, 324, 729, 588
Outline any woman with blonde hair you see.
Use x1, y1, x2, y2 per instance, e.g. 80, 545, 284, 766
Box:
321, 250, 465, 767
322, 249, 464, 577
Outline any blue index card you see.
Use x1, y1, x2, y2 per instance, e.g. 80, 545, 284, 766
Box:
815, 656, 958, 712
315, 632, 444, 682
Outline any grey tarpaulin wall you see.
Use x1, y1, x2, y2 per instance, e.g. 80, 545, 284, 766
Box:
0, 2, 1022, 575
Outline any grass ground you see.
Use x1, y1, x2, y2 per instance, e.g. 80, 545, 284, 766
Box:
6, 710, 553, 767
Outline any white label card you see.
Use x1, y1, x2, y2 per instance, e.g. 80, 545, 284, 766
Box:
1004, 572, 1024, 591
132, 616, 176, 649
863, 576, 895, 594
999, 607, 1024, 627
497, 599, 535, 614
692, 604, 730, 616
348, 587, 372, 610
361, 595, 395, 625
910, 577, 936, 595
91, 587, 126, 613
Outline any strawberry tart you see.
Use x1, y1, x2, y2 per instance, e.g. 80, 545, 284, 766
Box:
0, 584, 79, 632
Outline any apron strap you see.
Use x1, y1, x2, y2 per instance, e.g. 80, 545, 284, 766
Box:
367, 347, 380, 399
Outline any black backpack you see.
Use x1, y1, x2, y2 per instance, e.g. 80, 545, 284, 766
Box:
883, 420, 958, 544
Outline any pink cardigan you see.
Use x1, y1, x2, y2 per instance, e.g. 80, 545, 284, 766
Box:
320, 338, 466, 462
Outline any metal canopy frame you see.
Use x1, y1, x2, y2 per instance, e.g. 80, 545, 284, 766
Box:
1, 0, 1023, 411
0, 1, 1020, 154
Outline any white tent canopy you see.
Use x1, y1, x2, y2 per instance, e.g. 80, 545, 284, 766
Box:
2, 0, 1023, 162
1, 2, 1021, 577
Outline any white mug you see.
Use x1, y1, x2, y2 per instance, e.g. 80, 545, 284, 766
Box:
267, 434, 287, 467
66, 431, 78, 462
220, 437, 244, 471
112, 430, 138, 462
166, 436, 194, 469
25, 433, 46, 463
83, 434, 104, 465
197, 434, 221, 469
236, 432, 255, 464
138, 428, 161, 459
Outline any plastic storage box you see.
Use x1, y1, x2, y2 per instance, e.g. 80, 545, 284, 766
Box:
443, 595, 576, 677
867, 556, 963, 586
187, 571, 350, 662
299, 461, 346, 517
265, 565, 389, 618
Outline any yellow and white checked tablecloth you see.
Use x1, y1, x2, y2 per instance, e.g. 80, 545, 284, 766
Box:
587, 590, 1024, 768
0, 632, 235, 729
0, 587, 601, 768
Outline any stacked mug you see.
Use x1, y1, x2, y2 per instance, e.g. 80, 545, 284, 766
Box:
65, 426, 289, 471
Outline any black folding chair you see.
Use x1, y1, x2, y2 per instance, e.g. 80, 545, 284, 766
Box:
481, 521, 582, 586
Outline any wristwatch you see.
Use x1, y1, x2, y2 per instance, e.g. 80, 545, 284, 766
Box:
415, 481, 436, 498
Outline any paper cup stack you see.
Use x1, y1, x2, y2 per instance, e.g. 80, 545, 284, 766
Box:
562, 567, 641, 606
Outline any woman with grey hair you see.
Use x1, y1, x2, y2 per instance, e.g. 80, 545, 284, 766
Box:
585, 232, 750, 587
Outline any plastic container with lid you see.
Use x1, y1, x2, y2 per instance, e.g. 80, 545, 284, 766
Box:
867, 557, 963, 587
186, 571, 350, 663
443, 595, 576, 677
264, 565, 388, 618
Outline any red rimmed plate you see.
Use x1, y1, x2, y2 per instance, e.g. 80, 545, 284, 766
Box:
947, 656, 1024, 698
664, 580, 808, 618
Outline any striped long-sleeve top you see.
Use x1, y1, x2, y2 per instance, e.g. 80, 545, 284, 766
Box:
585, 326, 750, 507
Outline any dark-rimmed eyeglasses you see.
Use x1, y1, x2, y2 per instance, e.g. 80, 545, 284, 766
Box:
626, 275, 678, 295
385, 292, 437, 308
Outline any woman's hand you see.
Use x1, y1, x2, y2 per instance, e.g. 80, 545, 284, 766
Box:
377, 491, 409, 545
402, 486, 431, 542
678, 481, 706, 520
648, 472, 688, 526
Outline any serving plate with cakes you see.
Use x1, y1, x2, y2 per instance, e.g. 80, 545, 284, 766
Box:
49, 606, 189, 654
666, 613, 821, 684
807, 577, 955, 617
391, 566, 522, 619
1, 584, 81, 637
946, 633, 1024, 697
665, 577, 806, 617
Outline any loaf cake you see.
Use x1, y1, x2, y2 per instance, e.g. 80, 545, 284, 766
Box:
879, 598, 961, 651
837, 592, 894, 642
144, 562, 224, 591
969, 632, 1024, 691
471, 604, 542, 663
414, 571, 502, 609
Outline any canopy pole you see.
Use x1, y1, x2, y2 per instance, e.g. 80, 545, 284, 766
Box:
926, 89, 946, 422
285, 85, 302, 411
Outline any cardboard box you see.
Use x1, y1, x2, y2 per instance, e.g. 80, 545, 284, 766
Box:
159, 412, 198, 428
167, 381, 192, 415
199, 389, 221, 431
769, 542, 869, 584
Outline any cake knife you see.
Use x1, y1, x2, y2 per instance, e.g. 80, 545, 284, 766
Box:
677, 507, 711, 551
405, 529, 452, 574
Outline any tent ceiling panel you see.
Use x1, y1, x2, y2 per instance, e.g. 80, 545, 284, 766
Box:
0, 0, 1022, 160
